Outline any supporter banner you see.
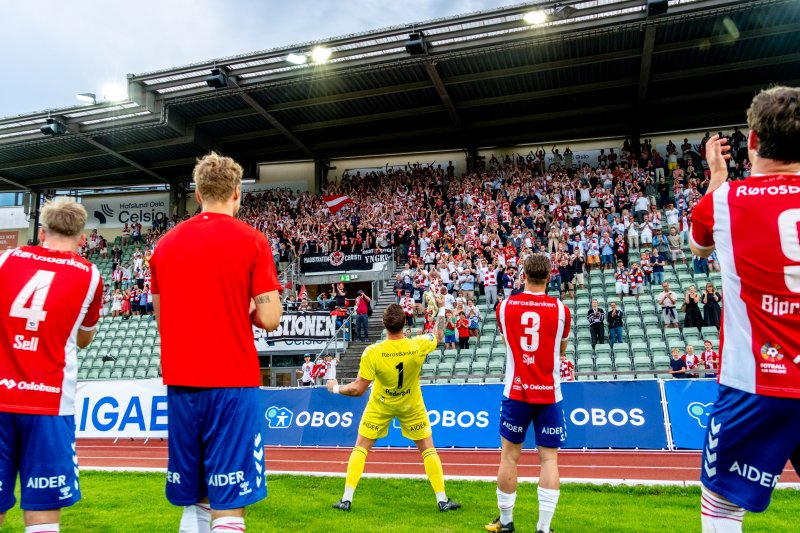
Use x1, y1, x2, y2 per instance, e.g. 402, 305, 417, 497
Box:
81, 193, 169, 229
260, 381, 668, 449
662, 379, 720, 450
300, 247, 393, 273
75, 379, 168, 438
0, 230, 18, 250
557, 380, 668, 450
253, 312, 337, 350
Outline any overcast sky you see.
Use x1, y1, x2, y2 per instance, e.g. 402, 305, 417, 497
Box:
0, 0, 520, 119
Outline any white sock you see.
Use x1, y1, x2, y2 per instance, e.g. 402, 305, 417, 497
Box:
496, 488, 516, 524
179, 503, 212, 533
701, 486, 744, 533
435, 491, 447, 504
210, 517, 245, 532
25, 525, 59, 533
537, 487, 560, 532
343, 485, 355, 502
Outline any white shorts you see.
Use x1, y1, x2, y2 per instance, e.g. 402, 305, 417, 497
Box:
615, 281, 629, 294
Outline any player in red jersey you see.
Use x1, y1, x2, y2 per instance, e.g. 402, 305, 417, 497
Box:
486, 254, 571, 533
150, 153, 283, 533
690, 87, 800, 532
0, 199, 102, 532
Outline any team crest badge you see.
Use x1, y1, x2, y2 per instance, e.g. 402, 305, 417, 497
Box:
329, 251, 345, 267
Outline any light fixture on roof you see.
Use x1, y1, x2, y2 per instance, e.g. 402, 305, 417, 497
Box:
101, 83, 128, 102
311, 46, 332, 64
551, 3, 578, 20
40, 117, 67, 136
405, 31, 427, 56
523, 9, 547, 25
286, 53, 308, 65
76, 93, 97, 105
205, 68, 229, 89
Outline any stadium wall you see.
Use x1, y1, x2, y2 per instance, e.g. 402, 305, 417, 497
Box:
0, 206, 30, 247
74, 379, 718, 451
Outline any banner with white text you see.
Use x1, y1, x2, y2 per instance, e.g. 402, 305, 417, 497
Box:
81, 193, 169, 229
75, 379, 168, 438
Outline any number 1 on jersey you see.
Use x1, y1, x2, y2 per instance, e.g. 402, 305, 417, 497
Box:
10, 270, 55, 332
396, 362, 404, 388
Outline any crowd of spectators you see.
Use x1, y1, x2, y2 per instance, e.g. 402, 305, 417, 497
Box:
77, 130, 743, 368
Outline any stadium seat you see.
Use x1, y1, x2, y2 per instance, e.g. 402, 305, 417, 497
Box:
467, 377, 484, 384
665, 329, 683, 343
99, 368, 112, 379
474, 348, 491, 362
577, 343, 594, 360
627, 327, 645, 344
595, 356, 613, 372
110, 368, 123, 379
435, 378, 450, 384
633, 355, 652, 371
77, 368, 89, 380
484, 377, 502, 384
595, 344, 611, 358
87, 369, 100, 380
134, 368, 147, 379
449, 378, 466, 384
488, 359, 504, 374
615, 358, 632, 372
701, 326, 719, 339
653, 354, 671, 368
490, 345, 506, 358
612, 342, 630, 358
471, 361, 488, 374
454, 361, 471, 376
122, 367, 135, 379
482, 323, 496, 336
577, 358, 594, 373
441, 350, 458, 364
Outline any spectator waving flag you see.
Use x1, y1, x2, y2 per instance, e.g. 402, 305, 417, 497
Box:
323, 194, 353, 214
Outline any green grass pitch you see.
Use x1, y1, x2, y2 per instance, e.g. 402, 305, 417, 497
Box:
1, 472, 797, 531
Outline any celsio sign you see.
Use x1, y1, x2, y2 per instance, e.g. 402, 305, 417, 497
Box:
82, 193, 169, 228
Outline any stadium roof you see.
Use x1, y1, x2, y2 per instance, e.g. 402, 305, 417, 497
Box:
0, 0, 798, 192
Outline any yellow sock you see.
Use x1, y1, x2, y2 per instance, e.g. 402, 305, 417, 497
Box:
344, 446, 368, 498
422, 448, 446, 498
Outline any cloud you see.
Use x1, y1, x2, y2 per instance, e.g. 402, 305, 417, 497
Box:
0, 0, 515, 118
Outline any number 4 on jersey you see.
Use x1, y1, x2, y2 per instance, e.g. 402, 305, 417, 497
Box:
10, 270, 55, 332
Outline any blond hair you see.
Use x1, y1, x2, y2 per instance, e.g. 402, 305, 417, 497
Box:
40, 198, 87, 238
192, 152, 243, 203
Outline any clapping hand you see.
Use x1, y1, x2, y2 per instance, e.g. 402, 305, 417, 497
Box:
705, 134, 732, 193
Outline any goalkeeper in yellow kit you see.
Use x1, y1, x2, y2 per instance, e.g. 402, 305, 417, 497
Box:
326, 303, 461, 512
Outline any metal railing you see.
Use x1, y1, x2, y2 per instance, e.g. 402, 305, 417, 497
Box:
371, 248, 397, 299
315, 312, 352, 361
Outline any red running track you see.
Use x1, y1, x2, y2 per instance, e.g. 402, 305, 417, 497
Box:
76, 439, 800, 486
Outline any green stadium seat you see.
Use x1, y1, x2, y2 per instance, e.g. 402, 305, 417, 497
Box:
467, 377, 484, 384
490, 345, 506, 357
665, 329, 683, 342
437, 362, 454, 376
576, 358, 594, 373
701, 326, 719, 339
627, 327, 645, 344
595, 344, 611, 358
122, 367, 135, 379
134, 368, 147, 379
435, 378, 450, 384
612, 342, 630, 358
488, 360, 504, 374
441, 350, 458, 364
484, 377, 502, 384
630, 342, 649, 358
482, 323, 496, 336
653, 354, 671, 368
110, 368, 123, 379
471, 361, 487, 374
475, 348, 491, 361
77, 368, 89, 380
87, 369, 100, 380
615, 357, 632, 372
633, 356, 652, 370
642, 315, 660, 329
453, 361, 471, 376
421, 364, 437, 377
449, 378, 466, 384
595, 357, 613, 372
99, 368, 112, 379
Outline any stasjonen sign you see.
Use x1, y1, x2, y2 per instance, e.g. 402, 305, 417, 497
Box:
81, 193, 169, 229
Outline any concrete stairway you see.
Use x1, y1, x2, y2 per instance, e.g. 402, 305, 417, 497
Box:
337, 265, 404, 381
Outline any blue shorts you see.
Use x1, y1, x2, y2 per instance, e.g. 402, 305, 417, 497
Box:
499, 397, 567, 447
701, 385, 800, 512
166, 387, 266, 510
445, 334, 456, 344
0, 413, 80, 512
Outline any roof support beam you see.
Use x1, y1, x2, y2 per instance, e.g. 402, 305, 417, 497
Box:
637, 24, 658, 107
0, 173, 29, 190
229, 78, 315, 159
73, 131, 169, 184
423, 61, 462, 131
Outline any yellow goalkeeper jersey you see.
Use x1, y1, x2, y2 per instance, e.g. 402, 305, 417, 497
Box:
359, 334, 437, 409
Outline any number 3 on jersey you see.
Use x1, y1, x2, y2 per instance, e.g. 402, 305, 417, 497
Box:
520, 311, 540, 354
10, 270, 55, 332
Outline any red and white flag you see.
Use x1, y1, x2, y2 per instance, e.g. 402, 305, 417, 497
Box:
298, 284, 307, 300
323, 194, 353, 214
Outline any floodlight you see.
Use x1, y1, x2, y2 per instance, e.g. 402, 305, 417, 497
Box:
40, 118, 67, 136
523, 10, 547, 25
311, 46, 332, 64
205, 68, 229, 89
552, 4, 578, 20
405, 32, 427, 55
101, 83, 128, 102
286, 53, 308, 65
77, 93, 96, 105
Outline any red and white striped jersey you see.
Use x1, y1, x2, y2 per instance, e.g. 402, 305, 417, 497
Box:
400, 297, 415, 316
0, 246, 102, 415
691, 175, 800, 398
497, 291, 571, 403
484, 270, 497, 286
